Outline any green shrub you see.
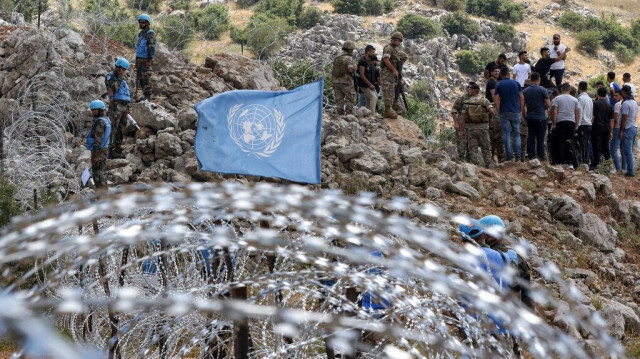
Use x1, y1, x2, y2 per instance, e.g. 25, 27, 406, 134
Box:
168, 0, 191, 11
409, 80, 431, 102
254, 0, 304, 26
441, 0, 465, 11
495, 23, 515, 42
245, 15, 293, 58
230, 25, 248, 53
0, 175, 22, 227
588, 74, 606, 91
406, 96, 438, 138
442, 11, 480, 39
438, 127, 457, 146
396, 13, 441, 40
84, 0, 137, 47
382, 0, 396, 12
575, 29, 602, 56
363, 0, 383, 15
6, 0, 50, 22
159, 14, 196, 51
475, 42, 504, 65
614, 43, 636, 64
126, 0, 161, 12
189, 4, 230, 40
298, 6, 322, 29
456, 50, 483, 74
466, 0, 524, 23
557, 10, 585, 31
237, 0, 258, 8
271, 59, 321, 90
330, 0, 364, 15
597, 15, 638, 52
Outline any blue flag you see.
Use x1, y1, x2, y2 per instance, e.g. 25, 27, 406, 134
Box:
194, 79, 324, 184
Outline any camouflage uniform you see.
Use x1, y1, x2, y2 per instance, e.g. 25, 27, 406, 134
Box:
519, 118, 528, 161
332, 52, 355, 115
451, 93, 470, 161
136, 29, 156, 101
462, 94, 494, 167
381, 43, 400, 115
105, 74, 131, 156
490, 115, 504, 162
90, 116, 109, 188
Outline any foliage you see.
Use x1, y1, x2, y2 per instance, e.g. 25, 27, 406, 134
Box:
575, 29, 602, 56
614, 43, 635, 64
441, 0, 465, 11
409, 80, 431, 102
406, 96, 438, 138
475, 42, 504, 66
254, 0, 304, 26
237, 0, 259, 8
84, 0, 137, 48
587, 74, 607, 91
495, 23, 515, 42
2, 0, 50, 22
437, 127, 457, 146
456, 50, 483, 74
0, 175, 22, 228
189, 4, 230, 40
159, 14, 196, 51
245, 15, 293, 58
363, 0, 383, 15
557, 10, 584, 31
167, 0, 191, 11
465, 0, 524, 23
330, 0, 364, 15
396, 14, 441, 40
382, 0, 396, 12
322, 63, 335, 107
442, 11, 480, 39
298, 6, 322, 29
271, 59, 321, 90
126, 0, 161, 12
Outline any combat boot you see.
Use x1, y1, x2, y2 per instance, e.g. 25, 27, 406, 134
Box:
383, 107, 398, 119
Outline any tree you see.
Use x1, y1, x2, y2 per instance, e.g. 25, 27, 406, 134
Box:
331, 0, 364, 15
396, 13, 441, 40
189, 4, 230, 40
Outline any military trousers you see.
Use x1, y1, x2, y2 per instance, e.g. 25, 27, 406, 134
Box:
91, 149, 108, 188
467, 123, 493, 167
109, 101, 130, 155
136, 57, 153, 100
489, 115, 504, 162
333, 82, 355, 115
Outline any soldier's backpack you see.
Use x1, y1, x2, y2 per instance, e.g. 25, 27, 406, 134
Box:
332, 54, 351, 79
465, 101, 490, 123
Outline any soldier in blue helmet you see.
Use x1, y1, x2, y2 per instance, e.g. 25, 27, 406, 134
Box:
86, 100, 111, 188
105, 57, 131, 159
135, 14, 156, 102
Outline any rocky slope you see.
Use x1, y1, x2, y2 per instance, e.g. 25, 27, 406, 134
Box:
1, 13, 640, 357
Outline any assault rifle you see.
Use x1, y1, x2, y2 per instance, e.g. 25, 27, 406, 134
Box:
394, 60, 409, 112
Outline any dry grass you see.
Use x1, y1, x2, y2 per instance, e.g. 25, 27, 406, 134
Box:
227, 1, 254, 28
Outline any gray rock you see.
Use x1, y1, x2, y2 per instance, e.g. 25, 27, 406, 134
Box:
515, 190, 534, 204
592, 174, 613, 196
407, 163, 428, 186
131, 102, 178, 131
447, 181, 480, 199
351, 151, 388, 174
155, 132, 184, 159
515, 205, 531, 216
177, 108, 198, 131
577, 213, 617, 252
425, 187, 441, 200
527, 158, 542, 168
553, 301, 582, 339
204, 52, 280, 90
548, 195, 583, 227
630, 201, 640, 229
401, 147, 424, 165
337, 144, 366, 162
126, 153, 145, 173
488, 189, 508, 207
108, 165, 134, 184
579, 182, 596, 202
558, 230, 582, 248
603, 299, 640, 334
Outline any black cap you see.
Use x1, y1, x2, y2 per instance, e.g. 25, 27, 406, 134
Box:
622, 85, 632, 94
468, 83, 480, 90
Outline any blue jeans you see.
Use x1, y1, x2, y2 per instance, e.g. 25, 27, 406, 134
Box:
610, 128, 622, 171
500, 112, 521, 160
621, 126, 638, 176
527, 118, 547, 160
357, 92, 365, 107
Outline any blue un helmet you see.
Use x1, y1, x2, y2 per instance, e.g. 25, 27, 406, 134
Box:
115, 57, 130, 70
138, 14, 151, 23
89, 100, 106, 110
479, 215, 506, 238
459, 219, 483, 242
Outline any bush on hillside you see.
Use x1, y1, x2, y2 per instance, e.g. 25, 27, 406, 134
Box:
441, 0, 465, 12
271, 59, 321, 89
245, 15, 293, 58
331, 0, 364, 15
409, 80, 431, 102
1, 0, 50, 22
475, 42, 504, 65
588, 74, 606, 90
363, 0, 383, 15
575, 29, 602, 56
456, 50, 483, 74
298, 6, 322, 29
466, 0, 524, 23
159, 14, 196, 51
406, 95, 438, 138
597, 15, 639, 52
0, 175, 22, 228
168, 0, 191, 11
495, 23, 515, 42
126, 0, 161, 12
237, 0, 258, 8
614, 43, 635, 64
442, 11, 479, 39
254, 0, 304, 26
189, 4, 230, 40
557, 10, 584, 31
396, 13, 441, 40
84, 0, 137, 48
382, 0, 396, 12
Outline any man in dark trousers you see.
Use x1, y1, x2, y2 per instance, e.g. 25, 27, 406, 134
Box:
551, 83, 580, 167
522, 72, 551, 160
591, 87, 613, 170
494, 66, 524, 161
533, 47, 568, 89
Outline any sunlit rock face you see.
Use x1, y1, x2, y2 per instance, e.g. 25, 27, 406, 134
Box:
0, 182, 621, 358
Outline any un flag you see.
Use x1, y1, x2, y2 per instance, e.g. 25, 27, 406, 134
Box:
194, 79, 323, 184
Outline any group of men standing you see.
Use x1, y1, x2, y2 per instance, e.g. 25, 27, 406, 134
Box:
453, 34, 638, 177
87, 14, 156, 188
332, 32, 408, 119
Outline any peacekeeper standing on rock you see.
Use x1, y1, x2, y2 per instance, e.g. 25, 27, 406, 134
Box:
332, 40, 357, 115
86, 100, 111, 189
451, 82, 474, 161
105, 57, 131, 159
460, 82, 495, 168
381, 31, 403, 119
135, 14, 156, 102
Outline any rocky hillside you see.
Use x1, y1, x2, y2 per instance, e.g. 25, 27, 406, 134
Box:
1, 5, 640, 357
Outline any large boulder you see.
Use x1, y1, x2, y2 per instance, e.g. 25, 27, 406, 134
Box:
204, 52, 280, 91
155, 132, 184, 159
548, 195, 583, 227
577, 213, 617, 252
130, 102, 178, 131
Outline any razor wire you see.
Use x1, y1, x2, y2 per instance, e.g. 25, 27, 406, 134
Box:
0, 182, 624, 359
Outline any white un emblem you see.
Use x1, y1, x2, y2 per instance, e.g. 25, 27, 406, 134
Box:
227, 104, 285, 158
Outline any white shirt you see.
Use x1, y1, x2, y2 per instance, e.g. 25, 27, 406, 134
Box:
577, 92, 593, 126
624, 82, 637, 97
614, 101, 622, 128
512, 63, 531, 87
549, 43, 566, 70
